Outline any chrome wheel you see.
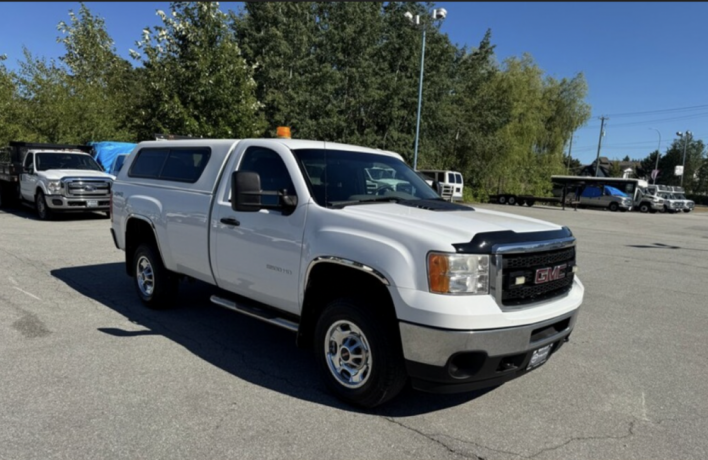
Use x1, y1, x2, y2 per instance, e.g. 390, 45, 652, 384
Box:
324, 320, 372, 388
136, 255, 155, 297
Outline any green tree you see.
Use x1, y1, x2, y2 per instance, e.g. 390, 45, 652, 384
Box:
0, 56, 26, 145
656, 135, 705, 192
13, 49, 74, 143
132, 2, 265, 140
608, 159, 623, 177
56, 3, 136, 142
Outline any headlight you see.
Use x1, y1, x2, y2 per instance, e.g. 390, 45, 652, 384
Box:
427, 253, 489, 295
47, 181, 62, 193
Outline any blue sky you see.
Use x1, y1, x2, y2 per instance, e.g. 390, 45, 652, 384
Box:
1, 2, 706, 165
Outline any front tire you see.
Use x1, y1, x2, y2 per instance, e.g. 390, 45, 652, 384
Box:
133, 243, 178, 309
314, 298, 407, 408
35, 190, 52, 220
609, 202, 619, 212
498, 195, 507, 205
639, 203, 650, 213
507, 196, 517, 205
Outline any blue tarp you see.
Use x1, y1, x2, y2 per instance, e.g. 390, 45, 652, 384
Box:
89, 141, 137, 171
604, 185, 628, 197
580, 185, 628, 198
580, 186, 602, 198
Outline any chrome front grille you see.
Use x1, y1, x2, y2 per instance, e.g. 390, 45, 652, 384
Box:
64, 178, 111, 197
492, 239, 576, 309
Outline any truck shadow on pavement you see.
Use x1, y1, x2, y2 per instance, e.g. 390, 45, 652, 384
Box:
51, 262, 490, 416
0, 204, 108, 221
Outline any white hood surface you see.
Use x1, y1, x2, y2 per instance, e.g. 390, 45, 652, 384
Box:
341, 202, 562, 244
39, 170, 113, 180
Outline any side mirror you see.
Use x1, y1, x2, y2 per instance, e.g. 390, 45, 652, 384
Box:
232, 171, 262, 212
24, 165, 33, 174
432, 180, 443, 195
231, 171, 299, 214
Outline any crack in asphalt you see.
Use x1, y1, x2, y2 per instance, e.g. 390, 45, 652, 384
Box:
382, 419, 639, 460
383, 417, 483, 459
527, 421, 636, 459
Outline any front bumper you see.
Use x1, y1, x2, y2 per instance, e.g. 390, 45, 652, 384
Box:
649, 201, 664, 210
400, 308, 578, 393
45, 194, 110, 211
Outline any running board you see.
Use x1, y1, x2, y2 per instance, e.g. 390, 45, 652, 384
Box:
210, 295, 298, 332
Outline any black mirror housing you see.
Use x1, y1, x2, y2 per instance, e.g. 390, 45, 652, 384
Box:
232, 171, 262, 212
432, 180, 443, 195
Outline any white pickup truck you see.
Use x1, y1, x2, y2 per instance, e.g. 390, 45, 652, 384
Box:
0, 142, 113, 219
110, 138, 584, 408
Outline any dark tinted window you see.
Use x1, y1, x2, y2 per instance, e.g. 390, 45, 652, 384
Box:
35, 153, 102, 172
129, 149, 166, 179
129, 147, 210, 183
238, 147, 295, 206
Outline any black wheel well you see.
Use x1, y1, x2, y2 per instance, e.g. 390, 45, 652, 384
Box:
297, 263, 397, 349
125, 218, 158, 277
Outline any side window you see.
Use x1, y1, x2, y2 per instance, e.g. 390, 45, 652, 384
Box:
456, 173, 463, 184
447, 172, 455, 183
160, 148, 210, 182
129, 148, 167, 179
24, 153, 33, 171
238, 147, 295, 207
129, 147, 210, 183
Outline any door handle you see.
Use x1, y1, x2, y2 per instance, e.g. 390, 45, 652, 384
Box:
220, 217, 240, 226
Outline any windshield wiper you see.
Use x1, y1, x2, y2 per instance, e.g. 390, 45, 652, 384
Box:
327, 196, 407, 208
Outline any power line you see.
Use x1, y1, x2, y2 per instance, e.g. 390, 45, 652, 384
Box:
581, 111, 708, 130
602, 103, 708, 119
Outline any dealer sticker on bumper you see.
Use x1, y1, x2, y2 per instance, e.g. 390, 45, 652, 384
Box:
527, 344, 553, 370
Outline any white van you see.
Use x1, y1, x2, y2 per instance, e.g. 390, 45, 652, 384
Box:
417, 169, 464, 201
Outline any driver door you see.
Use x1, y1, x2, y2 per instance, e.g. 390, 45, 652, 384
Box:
211, 143, 308, 315
20, 153, 38, 201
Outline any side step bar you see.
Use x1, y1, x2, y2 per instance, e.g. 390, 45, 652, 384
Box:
210, 295, 298, 332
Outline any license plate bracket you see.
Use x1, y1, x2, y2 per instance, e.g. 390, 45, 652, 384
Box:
87, 199, 98, 208
527, 343, 553, 370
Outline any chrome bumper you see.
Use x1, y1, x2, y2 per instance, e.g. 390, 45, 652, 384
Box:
45, 194, 110, 210
399, 308, 579, 367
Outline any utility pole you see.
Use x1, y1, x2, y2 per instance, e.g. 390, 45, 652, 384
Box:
566, 134, 574, 174
594, 117, 608, 177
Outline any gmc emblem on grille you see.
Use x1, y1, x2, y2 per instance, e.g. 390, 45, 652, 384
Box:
535, 264, 567, 284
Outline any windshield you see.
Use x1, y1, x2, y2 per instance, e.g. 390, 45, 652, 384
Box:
292, 149, 440, 207
674, 193, 686, 199
658, 193, 673, 200
36, 153, 102, 172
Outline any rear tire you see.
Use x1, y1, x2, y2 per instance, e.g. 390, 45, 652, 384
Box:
133, 243, 178, 309
314, 297, 407, 408
526, 200, 535, 207
498, 195, 507, 205
507, 196, 517, 205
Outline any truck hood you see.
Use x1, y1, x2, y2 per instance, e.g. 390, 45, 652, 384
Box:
341, 202, 563, 244
39, 170, 113, 180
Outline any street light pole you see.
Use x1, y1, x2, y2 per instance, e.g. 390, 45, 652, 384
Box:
677, 130, 691, 187
649, 128, 661, 184
406, 8, 447, 171
412, 27, 426, 171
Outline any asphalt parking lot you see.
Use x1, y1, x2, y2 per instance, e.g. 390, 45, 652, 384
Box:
1, 203, 707, 460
